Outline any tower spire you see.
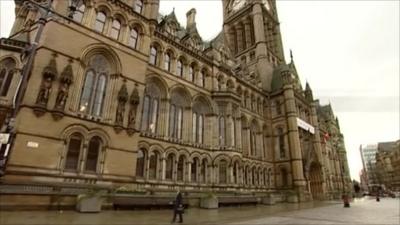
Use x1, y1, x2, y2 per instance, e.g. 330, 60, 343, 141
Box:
290, 49, 293, 62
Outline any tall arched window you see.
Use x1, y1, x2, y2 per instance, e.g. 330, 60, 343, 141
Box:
200, 159, 207, 183
0, 58, 15, 96
233, 162, 238, 184
164, 53, 171, 71
176, 60, 183, 77
177, 155, 185, 182
136, 149, 145, 178
198, 70, 205, 87
79, 54, 109, 117
219, 159, 227, 184
94, 11, 106, 33
134, 0, 143, 14
192, 112, 204, 144
188, 65, 194, 82
165, 154, 174, 180
169, 91, 187, 140
250, 123, 257, 156
149, 151, 159, 179
149, 46, 158, 65
141, 81, 161, 134
65, 133, 83, 171
85, 136, 102, 172
73, 3, 85, 23
129, 28, 139, 49
191, 158, 199, 182
110, 19, 121, 40
278, 128, 285, 158
219, 116, 226, 146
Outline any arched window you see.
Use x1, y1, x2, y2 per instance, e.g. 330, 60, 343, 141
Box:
191, 158, 199, 182
0, 58, 15, 96
278, 128, 285, 158
176, 60, 183, 77
169, 91, 187, 140
198, 70, 205, 87
188, 65, 194, 82
141, 81, 161, 134
94, 11, 106, 33
73, 3, 85, 23
233, 162, 238, 184
177, 155, 185, 181
136, 149, 145, 178
85, 136, 102, 172
244, 166, 248, 185
129, 28, 139, 49
134, 0, 143, 14
65, 133, 83, 171
192, 112, 204, 144
219, 159, 227, 184
219, 116, 226, 146
79, 54, 109, 117
166, 154, 174, 180
110, 19, 121, 40
149, 46, 158, 65
275, 100, 282, 115
200, 159, 207, 183
164, 53, 171, 71
250, 123, 257, 156
149, 151, 159, 179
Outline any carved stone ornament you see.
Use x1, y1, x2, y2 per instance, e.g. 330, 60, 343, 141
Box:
52, 60, 74, 120
33, 54, 58, 117
127, 84, 140, 135
114, 83, 128, 133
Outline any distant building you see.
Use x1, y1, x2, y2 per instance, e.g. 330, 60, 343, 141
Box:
360, 144, 379, 187
376, 140, 399, 191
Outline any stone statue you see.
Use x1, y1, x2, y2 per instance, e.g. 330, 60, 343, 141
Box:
55, 82, 69, 109
128, 84, 140, 129
115, 83, 128, 126
36, 76, 52, 106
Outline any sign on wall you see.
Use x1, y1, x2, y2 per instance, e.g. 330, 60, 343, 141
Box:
296, 118, 315, 134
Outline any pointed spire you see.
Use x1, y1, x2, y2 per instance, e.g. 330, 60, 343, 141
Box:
304, 81, 313, 101
290, 49, 293, 63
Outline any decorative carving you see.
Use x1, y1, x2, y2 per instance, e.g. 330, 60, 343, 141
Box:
52, 60, 74, 120
34, 54, 57, 116
115, 82, 128, 129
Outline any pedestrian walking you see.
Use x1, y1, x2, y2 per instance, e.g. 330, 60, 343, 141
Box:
376, 192, 380, 202
171, 190, 184, 223
342, 193, 350, 208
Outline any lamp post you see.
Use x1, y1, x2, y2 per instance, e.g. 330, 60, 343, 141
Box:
0, 0, 79, 175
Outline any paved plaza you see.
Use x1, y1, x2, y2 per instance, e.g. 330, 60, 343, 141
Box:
0, 197, 399, 225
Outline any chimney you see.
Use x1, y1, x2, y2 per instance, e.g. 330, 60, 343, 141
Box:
186, 8, 196, 29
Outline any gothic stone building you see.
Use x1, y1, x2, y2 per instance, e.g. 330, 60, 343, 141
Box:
0, 0, 351, 208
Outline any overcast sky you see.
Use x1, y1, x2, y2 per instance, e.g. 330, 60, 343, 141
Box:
1, 0, 399, 181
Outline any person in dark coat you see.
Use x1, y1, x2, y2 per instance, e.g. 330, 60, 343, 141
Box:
171, 190, 184, 223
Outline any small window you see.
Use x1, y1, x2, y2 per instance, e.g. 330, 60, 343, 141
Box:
166, 154, 174, 180
136, 149, 145, 177
198, 71, 205, 87
149, 46, 157, 65
0, 58, 16, 96
110, 19, 121, 40
129, 28, 139, 49
134, 0, 143, 14
188, 66, 194, 82
73, 4, 85, 23
85, 137, 101, 172
177, 155, 185, 181
164, 53, 171, 71
94, 11, 106, 33
219, 160, 227, 184
176, 60, 183, 77
65, 133, 83, 171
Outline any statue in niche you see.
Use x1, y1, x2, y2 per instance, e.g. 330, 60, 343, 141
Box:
115, 83, 128, 126
128, 84, 140, 129
54, 61, 73, 110
36, 76, 53, 106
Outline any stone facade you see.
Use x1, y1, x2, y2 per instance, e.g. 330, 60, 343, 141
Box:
0, 0, 351, 207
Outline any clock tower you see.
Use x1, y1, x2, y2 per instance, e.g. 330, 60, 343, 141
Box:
222, 0, 285, 92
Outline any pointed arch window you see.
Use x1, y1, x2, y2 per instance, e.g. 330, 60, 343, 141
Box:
85, 136, 102, 172
219, 116, 226, 146
188, 65, 194, 82
73, 3, 85, 23
176, 60, 183, 77
149, 46, 158, 65
200, 159, 207, 183
149, 151, 159, 179
0, 58, 15, 96
166, 154, 174, 180
136, 149, 146, 178
198, 70, 205, 87
192, 112, 204, 144
219, 160, 227, 184
129, 28, 139, 49
79, 54, 109, 117
191, 158, 199, 182
177, 155, 185, 181
250, 124, 257, 156
169, 104, 183, 139
65, 133, 83, 171
164, 53, 171, 71
94, 11, 106, 33
110, 19, 121, 40
141, 83, 160, 134
134, 0, 143, 14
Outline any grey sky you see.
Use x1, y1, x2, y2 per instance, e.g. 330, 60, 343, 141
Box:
1, 0, 399, 181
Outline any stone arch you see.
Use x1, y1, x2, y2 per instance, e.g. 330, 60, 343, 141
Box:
94, 3, 112, 16
112, 11, 128, 25
212, 153, 231, 166
145, 75, 168, 97
128, 19, 148, 35
80, 44, 122, 74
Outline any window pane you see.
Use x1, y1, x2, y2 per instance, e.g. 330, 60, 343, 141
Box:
164, 54, 170, 71
149, 47, 157, 65
92, 74, 107, 116
177, 156, 184, 181
149, 152, 158, 179
192, 113, 197, 142
177, 107, 182, 139
188, 66, 194, 81
79, 70, 95, 113
94, 12, 106, 33
134, 0, 143, 14
73, 4, 85, 23
201, 159, 207, 183
198, 115, 203, 144
199, 71, 204, 87
0, 69, 13, 96
169, 105, 176, 137
65, 134, 82, 171
129, 28, 138, 49
0, 69, 6, 88
219, 160, 227, 184
166, 155, 173, 180
150, 99, 158, 133
141, 96, 150, 131
85, 137, 101, 172
219, 117, 225, 146
136, 149, 145, 177
110, 19, 121, 39
191, 159, 197, 182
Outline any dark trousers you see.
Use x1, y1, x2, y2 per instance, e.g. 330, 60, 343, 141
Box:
172, 211, 183, 223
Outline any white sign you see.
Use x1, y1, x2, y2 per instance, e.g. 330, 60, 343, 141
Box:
27, 141, 39, 148
296, 118, 315, 134
0, 133, 10, 144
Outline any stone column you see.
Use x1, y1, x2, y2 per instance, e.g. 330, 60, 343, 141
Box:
161, 153, 166, 180
281, 69, 307, 193
187, 161, 192, 183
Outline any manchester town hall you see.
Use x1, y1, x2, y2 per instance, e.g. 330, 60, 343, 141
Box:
0, 0, 352, 209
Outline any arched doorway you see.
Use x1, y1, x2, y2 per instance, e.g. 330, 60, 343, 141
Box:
309, 162, 324, 199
